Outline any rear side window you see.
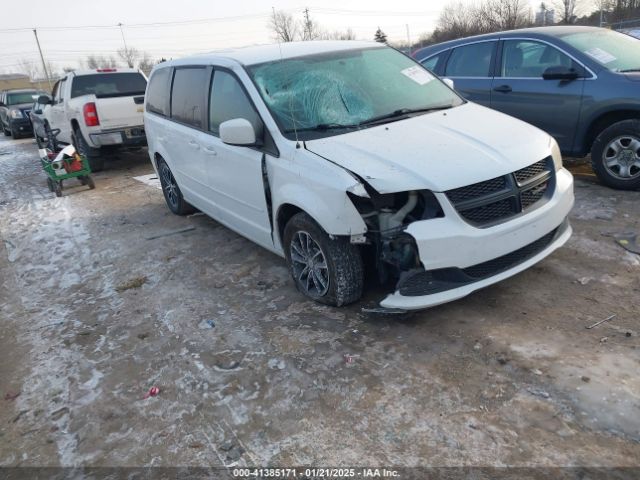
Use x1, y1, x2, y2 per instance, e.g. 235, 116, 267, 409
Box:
71, 73, 147, 99
146, 68, 170, 116
170, 67, 207, 129
421, 52, 446, 73
209, 70, 262, 137
445, 42, 496, 77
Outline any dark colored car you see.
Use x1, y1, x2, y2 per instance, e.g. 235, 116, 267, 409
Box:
0, 89, 43, 139
413, 26, 640, 190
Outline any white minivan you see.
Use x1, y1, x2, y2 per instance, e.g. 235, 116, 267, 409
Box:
144, 41, 574, 311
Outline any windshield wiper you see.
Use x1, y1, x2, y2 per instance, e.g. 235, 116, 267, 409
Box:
619, 68, 640, 73
358, 105, 453, 126
284, 123, 359, 133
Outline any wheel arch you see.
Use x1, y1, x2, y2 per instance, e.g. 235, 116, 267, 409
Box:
581, 109, 640, 155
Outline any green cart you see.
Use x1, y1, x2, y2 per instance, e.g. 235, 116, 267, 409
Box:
38, 129, 95, 197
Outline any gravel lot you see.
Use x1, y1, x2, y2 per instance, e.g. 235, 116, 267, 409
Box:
0, 135, 639, 471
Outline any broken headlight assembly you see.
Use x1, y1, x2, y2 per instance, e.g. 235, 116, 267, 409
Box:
347, 186, 444, 283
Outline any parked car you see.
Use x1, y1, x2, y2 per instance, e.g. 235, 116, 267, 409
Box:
144, 41, 574, 311
0, 88, 44, 139
29, 93, 51, 147
413, 26, 640, 190
39, 68, 148, 171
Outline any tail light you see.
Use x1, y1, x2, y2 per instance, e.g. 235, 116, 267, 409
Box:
83, 102, 99, 127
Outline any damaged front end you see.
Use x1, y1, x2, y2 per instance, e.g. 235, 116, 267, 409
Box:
346, 181, 443, 297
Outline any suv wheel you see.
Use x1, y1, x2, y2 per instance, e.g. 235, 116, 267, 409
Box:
72, 129, 104, 172
2, 121, 10, 136
591, 119, 640, 190
283, 212, 364, 307
157, 158, 195, 215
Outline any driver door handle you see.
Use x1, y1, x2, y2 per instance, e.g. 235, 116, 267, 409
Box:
493, 85, 512, 93
203, 146, 217, 156
188, 140, 200, 150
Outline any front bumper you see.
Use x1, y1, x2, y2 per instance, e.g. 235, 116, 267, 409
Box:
88, 126, 147, 148
9, 118, 32, 134
380, 168, 574, 310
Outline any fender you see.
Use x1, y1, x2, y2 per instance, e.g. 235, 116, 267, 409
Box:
273, 183, 367, 251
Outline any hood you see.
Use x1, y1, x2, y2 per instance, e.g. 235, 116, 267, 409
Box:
9, 103, 33, 111
305, 102, 553, 193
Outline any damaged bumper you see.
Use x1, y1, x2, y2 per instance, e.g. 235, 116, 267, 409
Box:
380, 168, 574, 310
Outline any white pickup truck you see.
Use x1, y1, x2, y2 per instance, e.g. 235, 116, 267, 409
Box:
41, 68, 148, 171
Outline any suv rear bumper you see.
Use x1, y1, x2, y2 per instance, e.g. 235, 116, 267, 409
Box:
88, 126, 147, 148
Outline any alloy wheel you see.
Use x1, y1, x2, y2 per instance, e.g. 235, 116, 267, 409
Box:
603, 135, 640, 180
160, 163, 178, 209
290, 231, 330, 297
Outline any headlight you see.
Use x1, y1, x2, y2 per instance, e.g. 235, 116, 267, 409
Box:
9, 110, 23, 119
549, 136, 563, 171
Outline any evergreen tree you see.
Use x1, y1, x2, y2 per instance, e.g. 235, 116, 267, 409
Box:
374, 27, 387, 43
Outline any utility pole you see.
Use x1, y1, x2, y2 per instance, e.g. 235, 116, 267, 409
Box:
599, 8, 604, 27
118, 22, 132, 66
303, 7, 312, 40
33, 29, 52, 90
406, 24, 411, 48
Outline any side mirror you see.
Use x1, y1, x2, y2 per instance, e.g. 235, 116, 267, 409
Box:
220, 118, 256, 146
542, 66, 579, 81
34, 109, 43, 115
37, 95, 52, 105
442, 78, 455, 90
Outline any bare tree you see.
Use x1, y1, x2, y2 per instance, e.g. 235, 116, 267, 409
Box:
480, 0, 532, 30
554, 0, 579, 23
432, 1, 485, 42
117, 47, 140, 68
138, 52, 155, 75
323, 28, 356, 40
268, 10, 299, 42
301, 7, 322, 40
17, 59, 40, 80
85, 55, 118, 69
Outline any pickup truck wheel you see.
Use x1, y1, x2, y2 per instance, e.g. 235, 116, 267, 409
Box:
157, 159, 195, 215
283, 212, 364, 307
591, 120, 640, 190
72, 129, 103, 172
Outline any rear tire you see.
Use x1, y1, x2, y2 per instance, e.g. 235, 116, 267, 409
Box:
46, 177, 54, 192
157, 158, 195, 215
72, 129, 103, 172
591, 119, 640, 190
283, 212, 364, 307
54, 181, 62, 197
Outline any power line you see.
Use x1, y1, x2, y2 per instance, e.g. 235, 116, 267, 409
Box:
0, 11, 277, 34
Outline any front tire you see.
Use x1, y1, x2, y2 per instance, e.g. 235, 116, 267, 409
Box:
72, 129, 104, 172
283, 212, 364, 307
3, 122, 10, 136
157, 158, 194, 215
591, 119, 640, 190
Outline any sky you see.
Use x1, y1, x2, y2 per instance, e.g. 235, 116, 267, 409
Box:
0, 0, 565, 75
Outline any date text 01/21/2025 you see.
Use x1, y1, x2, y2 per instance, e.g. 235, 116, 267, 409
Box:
232, 468, 400, 478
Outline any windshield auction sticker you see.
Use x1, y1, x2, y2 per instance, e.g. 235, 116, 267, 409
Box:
584, 47, 617, 64
400, 66, 434, 85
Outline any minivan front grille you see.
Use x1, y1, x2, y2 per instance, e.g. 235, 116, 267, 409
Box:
445, 158, 554, 228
